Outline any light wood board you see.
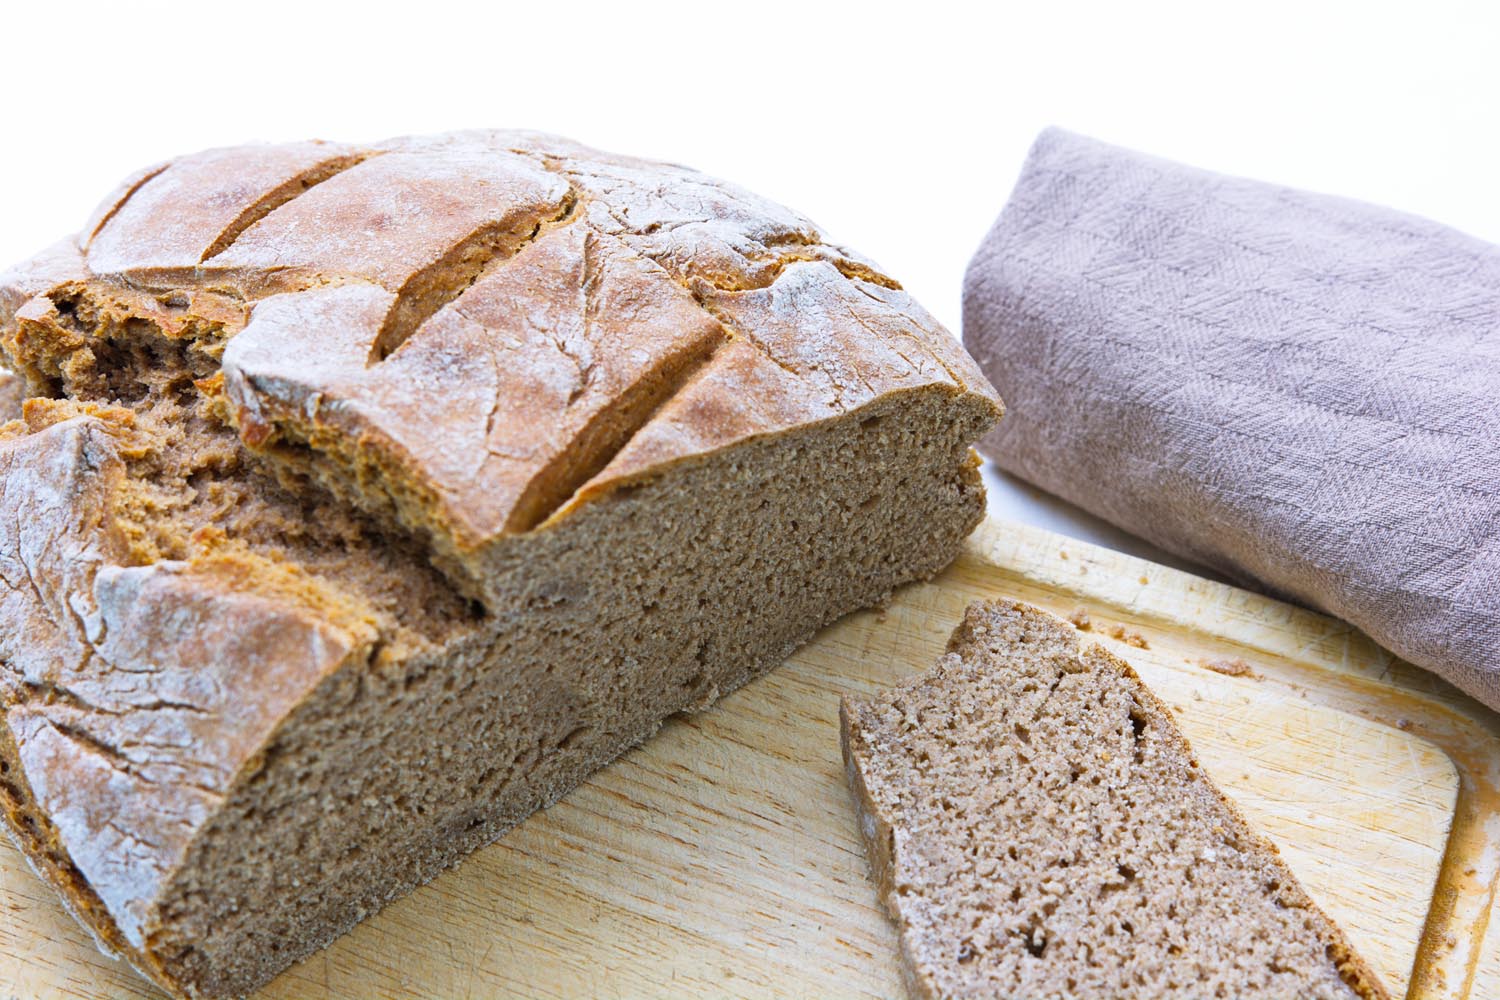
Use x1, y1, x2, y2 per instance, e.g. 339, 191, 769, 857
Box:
3, 516, 1498, 999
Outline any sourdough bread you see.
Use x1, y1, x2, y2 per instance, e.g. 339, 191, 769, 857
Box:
0, 131, 1001, 998
841, 600, 1389, 1000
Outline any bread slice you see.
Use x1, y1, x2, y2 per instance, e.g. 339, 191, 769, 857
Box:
0, 131, 1002, 998
840, 600, 1389, 1000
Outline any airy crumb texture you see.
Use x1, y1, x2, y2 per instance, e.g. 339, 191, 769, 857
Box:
840, 600, 1388, 1000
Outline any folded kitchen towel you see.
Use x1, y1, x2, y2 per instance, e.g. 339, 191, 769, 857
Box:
964, 128, 1500, 711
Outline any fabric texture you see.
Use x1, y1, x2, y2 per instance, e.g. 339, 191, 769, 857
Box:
963, 128, 1500, 711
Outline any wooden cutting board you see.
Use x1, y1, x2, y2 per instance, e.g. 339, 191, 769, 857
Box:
3, 516, 1498, 999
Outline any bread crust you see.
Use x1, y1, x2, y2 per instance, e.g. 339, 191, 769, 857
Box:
840, 698, 944, 1000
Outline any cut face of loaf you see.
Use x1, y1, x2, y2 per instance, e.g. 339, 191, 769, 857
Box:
841, 601, 1389, 1000
0, 131, 1002, 999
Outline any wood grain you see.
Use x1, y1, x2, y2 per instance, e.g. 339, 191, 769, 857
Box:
2, 516, 1496, 999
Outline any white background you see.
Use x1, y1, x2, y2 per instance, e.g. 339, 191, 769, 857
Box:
3, 0, 1495, 571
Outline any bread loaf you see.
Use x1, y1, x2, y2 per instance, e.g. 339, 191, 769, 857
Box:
841, 600, 1389, 1000
0, 131, 1002, 998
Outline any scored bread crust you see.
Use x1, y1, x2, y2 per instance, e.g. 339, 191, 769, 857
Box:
840, 600, 1390, 1000
0, 132, 1002, 997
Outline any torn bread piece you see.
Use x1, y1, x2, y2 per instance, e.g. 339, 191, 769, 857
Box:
841, 600, 1388, 1000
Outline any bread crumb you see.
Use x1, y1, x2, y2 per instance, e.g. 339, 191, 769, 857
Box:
1465, 867, 1477, 877
1202, 658, 1258, 679
1395, 717, 1412, 731
1059, 550, 1069, 560
1068, 607, 1092, 631
1106, 624, 1148, 648
1138, 575, 1149, 585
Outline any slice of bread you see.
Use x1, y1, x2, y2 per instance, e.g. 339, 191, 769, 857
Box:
840, 600, 1389, 1000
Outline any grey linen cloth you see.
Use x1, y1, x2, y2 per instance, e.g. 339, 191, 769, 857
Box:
963, 128, 1500, 711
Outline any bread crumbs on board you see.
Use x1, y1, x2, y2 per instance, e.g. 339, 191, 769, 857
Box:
1202, 657, 1259, 679
1106, 623, 1149, 648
